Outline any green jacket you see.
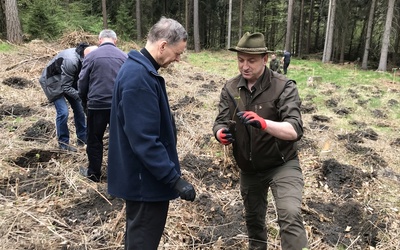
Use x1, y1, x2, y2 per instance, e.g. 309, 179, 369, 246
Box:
269, 58, 281, 73
213, 68, 303, 172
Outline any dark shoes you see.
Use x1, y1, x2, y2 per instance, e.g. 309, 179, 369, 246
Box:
59, 145, 78, 152
59, 140, 85, 152
77, 139, 86, 147
79, 166, 100, 182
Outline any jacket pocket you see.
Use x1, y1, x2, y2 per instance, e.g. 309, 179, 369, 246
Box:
44, 77, 63, 101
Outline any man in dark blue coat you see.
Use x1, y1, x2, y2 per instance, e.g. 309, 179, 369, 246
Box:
78, 29, 127, 182
107, 17, 196, 250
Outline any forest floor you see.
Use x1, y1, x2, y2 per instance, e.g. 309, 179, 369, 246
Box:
0, 35, 399, 250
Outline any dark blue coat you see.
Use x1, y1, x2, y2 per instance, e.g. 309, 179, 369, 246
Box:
78, 42, 127, 109
283, 51, 291, 63
107, 50, 181, 201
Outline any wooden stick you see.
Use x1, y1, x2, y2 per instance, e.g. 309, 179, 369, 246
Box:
6, 55, 53, 71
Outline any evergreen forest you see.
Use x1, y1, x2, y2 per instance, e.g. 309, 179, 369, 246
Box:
1, 0, 400, 70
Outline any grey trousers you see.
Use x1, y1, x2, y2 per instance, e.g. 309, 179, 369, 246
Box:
240, 160, 308, 250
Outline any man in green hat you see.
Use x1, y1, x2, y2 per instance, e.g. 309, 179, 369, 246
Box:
213, 32, 308, 250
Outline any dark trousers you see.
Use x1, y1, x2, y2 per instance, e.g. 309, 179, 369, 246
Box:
86, 109, 110, 178
283, 61, 290, 74
240, 160, 308, 250
125, 200, 169, 250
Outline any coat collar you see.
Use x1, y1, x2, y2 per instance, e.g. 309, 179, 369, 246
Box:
236, 66, 272, 93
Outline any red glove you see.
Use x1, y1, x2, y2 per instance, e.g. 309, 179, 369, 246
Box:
237, 111, 267, 130
216, 128, 234, 145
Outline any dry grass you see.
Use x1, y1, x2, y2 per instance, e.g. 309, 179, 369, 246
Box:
0, 37, 399, 250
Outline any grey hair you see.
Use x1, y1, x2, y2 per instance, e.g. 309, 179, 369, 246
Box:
147, 17, 187, 45
99, 29, 117, 40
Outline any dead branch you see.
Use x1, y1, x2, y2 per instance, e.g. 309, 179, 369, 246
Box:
6, 55, 53, 71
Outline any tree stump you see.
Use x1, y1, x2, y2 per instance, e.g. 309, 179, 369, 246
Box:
307, 76, 323, 87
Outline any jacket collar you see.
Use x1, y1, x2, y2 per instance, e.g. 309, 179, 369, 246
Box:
128, 50, 160, 76
99, 42, 116, 48
237, 66, 271, 92
140, 48, 160, 71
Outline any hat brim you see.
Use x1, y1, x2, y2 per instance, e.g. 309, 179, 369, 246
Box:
228, 47, 269, 54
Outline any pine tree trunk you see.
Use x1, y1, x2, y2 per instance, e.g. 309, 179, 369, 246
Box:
377, 0, 395, 72
185, 0, 189, 33
4, 0, 22, 44
136, 0, 141, 41
361, 0, 376, 70
193, 0, 200, 52
227, 0, 232, 49
298, 0, 305, 57
323, 0, 336, 63
239, 0, 243, 39
284, 0, 294, 52
102, 0, 107, 29
305, 0, 314, 54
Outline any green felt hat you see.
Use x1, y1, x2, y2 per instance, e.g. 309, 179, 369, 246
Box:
229, 32, 268, 54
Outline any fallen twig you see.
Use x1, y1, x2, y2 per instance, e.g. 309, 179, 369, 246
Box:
6, 55, 53, 71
